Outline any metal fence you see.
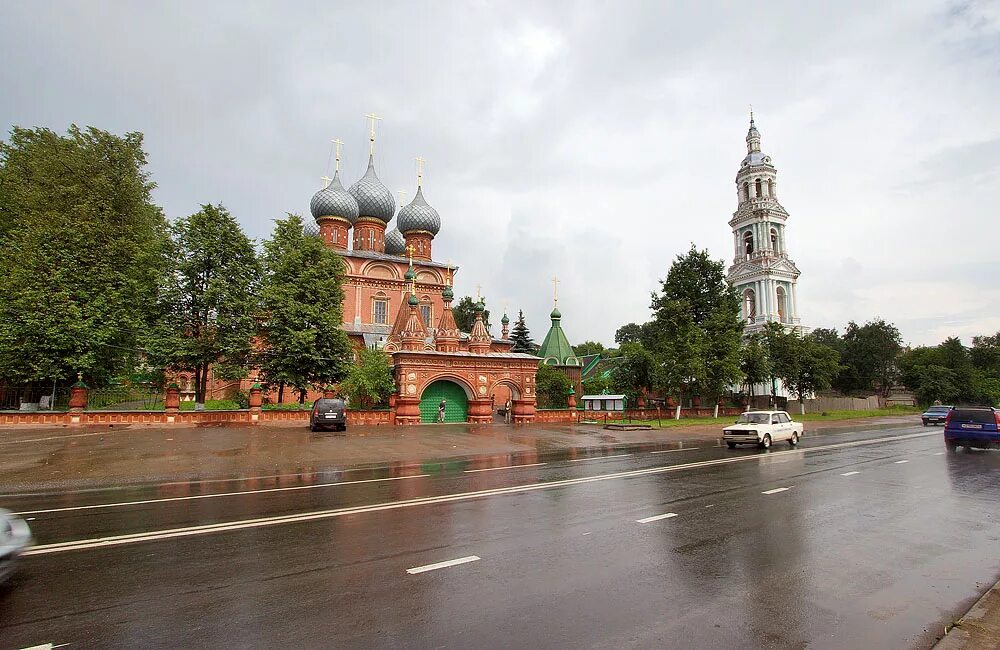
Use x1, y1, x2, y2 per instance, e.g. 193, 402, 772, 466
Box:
88, 386, 164, 411
0, 385, 72, 411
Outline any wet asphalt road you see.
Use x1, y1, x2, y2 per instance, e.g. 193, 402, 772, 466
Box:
1, 425, 999, 649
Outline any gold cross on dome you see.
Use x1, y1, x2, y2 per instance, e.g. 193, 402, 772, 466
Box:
320, 175, 332, 189
476, 284, 482, 300
364, 113, 381, 155
446, 260, 453, 287
552, 276, 560, 305
406, 243, 415, 266
415, 156, 425, 186
397, 189, 407, 209
332, 138, 344, 172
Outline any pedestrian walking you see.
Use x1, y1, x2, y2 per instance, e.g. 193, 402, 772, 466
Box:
437, 400, 446, 423
504, 399, 512, 424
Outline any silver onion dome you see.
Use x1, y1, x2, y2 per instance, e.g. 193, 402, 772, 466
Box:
310, 172, 360, 224
384, 227, 405, 255
397, 186, 441, 235
348, 155, 395, 223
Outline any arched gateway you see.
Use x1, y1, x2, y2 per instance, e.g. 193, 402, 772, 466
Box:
419, 380, 469, 423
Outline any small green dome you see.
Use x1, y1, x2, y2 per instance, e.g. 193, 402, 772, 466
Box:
404, 266, 416, 281
501, 313, 509, 324
474, 298, 486, 312
408, 294, 419, 306
442, 285, 454, 300
550, 307, 562, 320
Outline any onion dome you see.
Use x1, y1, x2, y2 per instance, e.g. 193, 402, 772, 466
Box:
310, 172, 359, 224
404, 266, 416, 282
550, 306, 562, 320
348, 155, 395, 223
397, 186, 441, 235
475, 298, 486, 312
385, 227, 405, 255
442, 284, 454, 301
408, 293, 419, 307
501, 313, 510, 325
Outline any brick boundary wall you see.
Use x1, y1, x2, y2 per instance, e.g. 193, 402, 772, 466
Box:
0, 409, 393, 427
534, 407, 745, 423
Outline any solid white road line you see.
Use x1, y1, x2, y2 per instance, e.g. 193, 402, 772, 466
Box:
12, 474, 431, 516
21, 430, 938, 556
568, 454, 631, 462
894, 460, 910, 464
840, 471, 861, 476
636, 513, 678, 523
762, 487, 792, 495
406, 555, 480, 574
464, 463, 546, 473
650, 448, 700, 454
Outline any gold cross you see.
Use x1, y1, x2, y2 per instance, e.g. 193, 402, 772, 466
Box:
397, 189, 408, 209
364, 112, 381, 155
553, 276, 560, 305
332, 138, 344, 172
446, 260, 453, 287
406, 243, 415, 266
476, 284, 482, 301
320, 175, 332, 189
415, 156, 425, 185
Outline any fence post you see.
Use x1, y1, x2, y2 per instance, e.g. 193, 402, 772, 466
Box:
249, 383, 263, 424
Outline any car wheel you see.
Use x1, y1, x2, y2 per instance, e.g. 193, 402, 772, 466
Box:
726, 441, 736, 449
789, 432, 799, 447
922, 420, 928, 426
759, 434, 771, 450
946, 441, 959, 453
309, 423, 316, 432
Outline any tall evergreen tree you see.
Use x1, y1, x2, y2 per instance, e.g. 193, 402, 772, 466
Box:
509, 310, 535, 353
145, 204, 260, 407
258, 214, 353, 403
0, 125, 169, 387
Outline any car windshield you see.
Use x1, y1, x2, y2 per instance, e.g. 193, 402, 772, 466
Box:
737, 413, 771, 424
927, 406, 950, 413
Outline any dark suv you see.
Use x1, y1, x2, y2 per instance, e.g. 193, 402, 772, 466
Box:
310, 398, 347, 432
944, 406, 1000, 451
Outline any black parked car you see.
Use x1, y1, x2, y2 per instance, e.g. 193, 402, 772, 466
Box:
310, 398, 347, 432
921, 405, 953, 426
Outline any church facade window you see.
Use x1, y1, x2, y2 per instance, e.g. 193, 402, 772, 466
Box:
770, 228, 778, 252
767, 179, 774, 198
776, 286, 787, 323
755, 178, 762, 198
744, 289, 756, 321
743, 231, 754, 258
373, 298, 388, 325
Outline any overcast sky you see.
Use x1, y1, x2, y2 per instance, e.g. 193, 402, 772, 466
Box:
2, 1, 998, 348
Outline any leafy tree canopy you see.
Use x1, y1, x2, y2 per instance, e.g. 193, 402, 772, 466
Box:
535, 363, 572, 409
144, 204, 260, 405
610, 342, 655, 404
340, 346, 395, 410
452, 296, 490, 333
0, 125, 169, 386
257, 214, 353, 402
575, 341, 606, 357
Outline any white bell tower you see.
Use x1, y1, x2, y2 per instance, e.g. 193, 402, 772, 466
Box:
726, 112, 805, 334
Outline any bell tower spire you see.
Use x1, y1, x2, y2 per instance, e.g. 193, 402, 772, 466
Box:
726, 111, 803, 334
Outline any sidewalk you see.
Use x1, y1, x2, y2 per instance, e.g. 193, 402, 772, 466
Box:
0, 416, 920, 493
934, 578, 1000, 649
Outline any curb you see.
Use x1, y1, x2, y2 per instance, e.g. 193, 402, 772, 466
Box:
933, 578, 1000, 649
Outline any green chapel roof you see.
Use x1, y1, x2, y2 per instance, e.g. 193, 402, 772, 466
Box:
537, 305, 582, 367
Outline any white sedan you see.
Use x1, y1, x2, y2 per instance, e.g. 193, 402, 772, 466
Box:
723, 410, 803, 449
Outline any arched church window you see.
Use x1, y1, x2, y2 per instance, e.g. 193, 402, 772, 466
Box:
767, 179, 774, 198
755, 178, 762, 198
744, 289, 756, 321
776, 286, 787, 323
743, 231, 754, 259
770, 228, 778, 252
743, 182, 749, 203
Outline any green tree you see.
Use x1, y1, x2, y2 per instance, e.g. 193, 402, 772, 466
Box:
971, 332, 1000, 377
453, 296, 490, 333
610, 342, 655, 405
145, 204, 260, 407
575, 341, 606, 357
509, 309, 535, 353
582, 372, 614, 396
740, 332, 772, 401
614, 323, 644, 345
340, 346, 395, 410
535, 363, 571, 409
647, 246, 744, 407
768, 328, 841, 413
258, 214, 353, 403
838, 319, 903, 396
0, 125, 169, 387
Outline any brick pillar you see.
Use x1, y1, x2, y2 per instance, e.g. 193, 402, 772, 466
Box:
511, 398, 536, 424
467, 398, 493, 424
69, 377, 88, 412
394, 397, 421, 425
165, 384, 180, 410
567, 387, 576, 409
249, 383, 263, 424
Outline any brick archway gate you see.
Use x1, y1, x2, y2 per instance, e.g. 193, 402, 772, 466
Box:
392, 351, 539, 425
419, 380, 469, 423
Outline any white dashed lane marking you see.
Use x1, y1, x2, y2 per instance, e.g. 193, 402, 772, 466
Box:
894, 460, 910, 464
464, 463, 546, 473
636, 513, 678, 524
841, 471, 861, 476
568, 454, 631, 462
650, 448, 700, 454
406, 555, 480, 574
762, 487, 792, 495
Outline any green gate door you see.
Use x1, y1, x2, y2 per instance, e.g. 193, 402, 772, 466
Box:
419, 381, 468, 423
